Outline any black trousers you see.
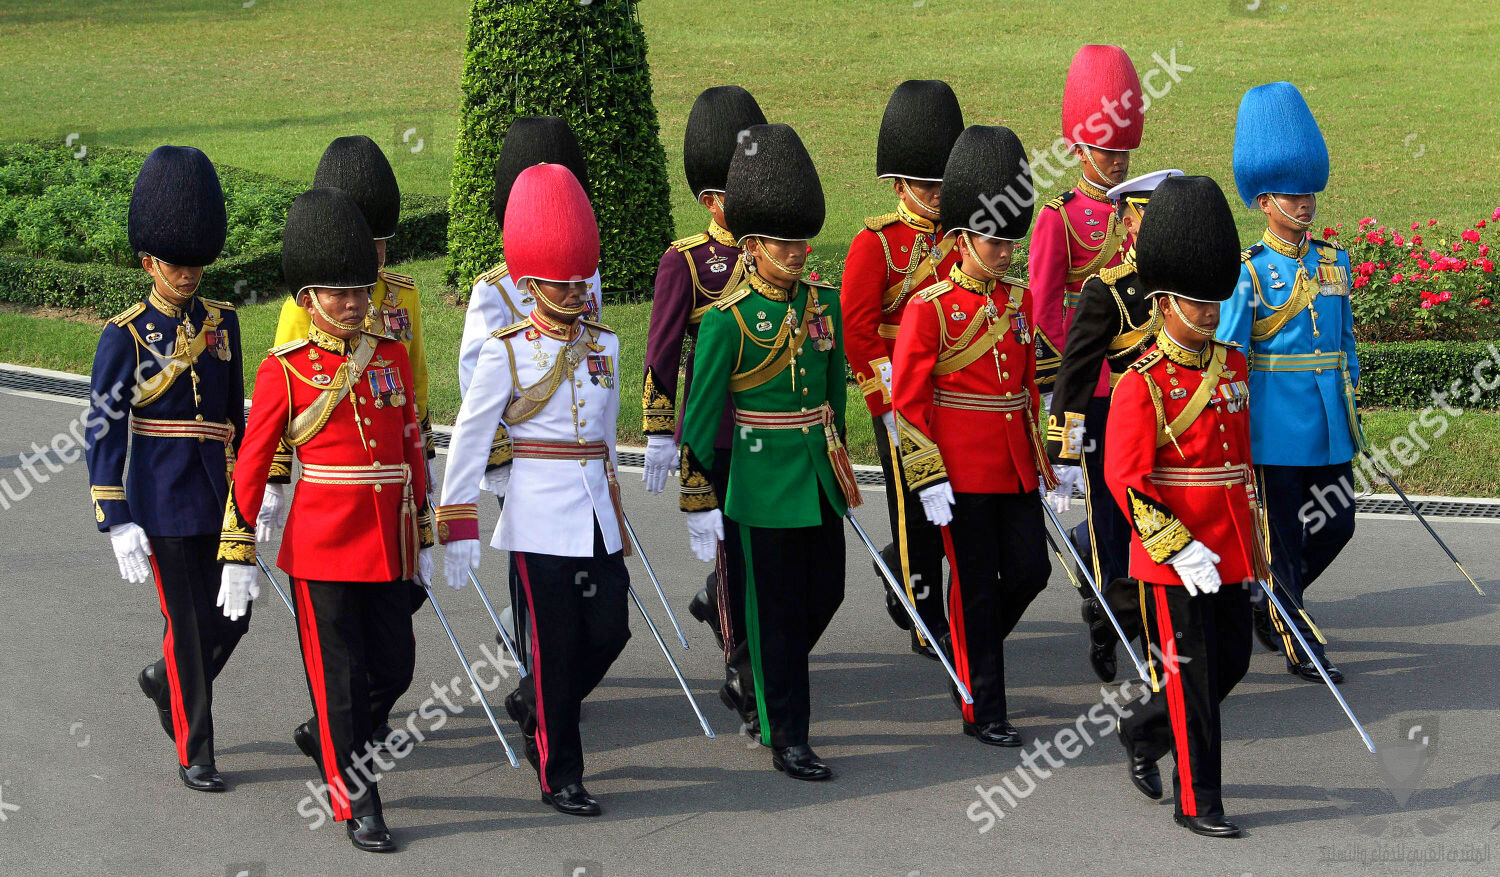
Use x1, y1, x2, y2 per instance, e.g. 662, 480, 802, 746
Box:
513, 523, 631, 792
872, 417, 947, 636
292, 578, 415, 821
1122, 581, 1252, 819
147, 534, 250, 767
700, 449, 753, 691
740, 495, 846, 749
940, 491, 1051, 725
1076, 397, 1141, 646
1259, 462, 1356, 663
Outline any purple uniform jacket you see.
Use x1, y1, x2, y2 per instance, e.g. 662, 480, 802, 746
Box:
642, 224, 745, 448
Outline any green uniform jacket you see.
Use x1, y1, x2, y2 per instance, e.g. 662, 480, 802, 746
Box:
679, 278, 849, 528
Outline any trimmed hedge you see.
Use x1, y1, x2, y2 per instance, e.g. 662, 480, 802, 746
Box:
1356, 341, 1500, 409
0, 142, 448, 317
446, 0, 674, 298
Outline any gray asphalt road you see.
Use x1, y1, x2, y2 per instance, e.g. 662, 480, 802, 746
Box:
1, 389, 1496, 877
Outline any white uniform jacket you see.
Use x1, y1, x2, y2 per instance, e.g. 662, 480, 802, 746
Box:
439, 313, 622, 558
460, 264, 604, 395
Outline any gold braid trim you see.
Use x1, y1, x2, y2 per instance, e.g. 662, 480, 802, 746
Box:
679, 444, 719, 512
896, 412, 946, 490
1127, 487, 1193, 564
217, 494, 257, 565
641, 365, 677, 434
487, 424, 514, 468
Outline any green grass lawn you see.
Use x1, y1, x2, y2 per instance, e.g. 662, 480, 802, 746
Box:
0, 0, 1494, 492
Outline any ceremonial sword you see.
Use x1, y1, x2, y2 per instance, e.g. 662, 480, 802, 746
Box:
1038, 501, 1150, 682
622, 512, 689, 649
464, 568, 527, 677
847, 514, 973, 705
254, 557, 295, 614
627, 583, 715, 738
423, 584, 521, 767
1364, 452, 1485, 595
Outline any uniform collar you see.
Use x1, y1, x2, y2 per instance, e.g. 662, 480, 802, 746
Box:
1075, 176, 1112, 203
1262, 229, 1309, 260
896, 199, 938, 234
148, 288, 195, 320
1158, 326, 1212, 369
308, 323, 355, 354
948, 264, 994, 296
748, 272, 796, 302
707, 217, 736, 248
529, 308, 579, 341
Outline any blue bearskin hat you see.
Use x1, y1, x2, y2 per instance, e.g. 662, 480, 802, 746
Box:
1232, 82, 1329, 209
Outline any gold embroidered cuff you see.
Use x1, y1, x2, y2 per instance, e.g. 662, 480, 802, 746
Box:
218, 494, 257, 565
418, 502, 435, 549
1046, 411, 1088, 460
269, 439, 293, 483
896, 412, 947, 491
434, 504, 479, 543
421, 417, 436, 460
91, 485, 126, 502
1128, 487, 1193, 564
679, 444, 719, 513
642, 366, 678, 435
487, 424, 514, 469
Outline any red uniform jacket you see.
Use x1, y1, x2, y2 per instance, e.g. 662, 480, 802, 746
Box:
1027, 185, 1129, 392
841, 205, 960, 418
891, 265, 1053, 496
1104, 337, 1257, 587
219, 329, 432, 582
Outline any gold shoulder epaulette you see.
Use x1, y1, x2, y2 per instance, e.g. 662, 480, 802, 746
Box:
1312, 237, 1345, 253
580, 317, 615, 334
1044, 191, 1076, 211
269, 338, 309, 357
380, 269, 416, 290
918, 280, 953, 302
714, 286, 751, 311
476, 262, 510, 286
1002, 275, 1029, 290
364, 329, 398, 343
489, 319, 531, 340
1241, 242, 1263, 262
864, 212, 899, 232
109, 301, 147, 326
671, 232, 710, 252
1217, 339, 1243, 350
199, 297, 236, 311
805, 278, 836, 290
1130, 349, 1164, 372
1099, 262, 1134, 286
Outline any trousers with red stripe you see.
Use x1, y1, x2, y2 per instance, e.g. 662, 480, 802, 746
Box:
739, 495, 846, 749
292, 577, 415, 821
940, 491, 1050, 724
1122, 582, 1252, 819
514, 523, 631, 792
149, 534, 250, 767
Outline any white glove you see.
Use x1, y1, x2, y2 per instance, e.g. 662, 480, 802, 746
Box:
686, 509, 724, 563
1168, 540, 1223, 597
643, 435, 679, 495
256, 483, 286, 542
1041, 392, 1054, 414
109, 523, 153, 583
880, 411, 897, 442
918, 482, 955, 527
1047, 464, 1084, 514
416, 546, 434, 588
482, 465, 511, 497
217, 563, 259, 621
444, 539, 481, 590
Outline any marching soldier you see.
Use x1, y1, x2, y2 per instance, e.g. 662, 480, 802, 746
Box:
218, 188, 435, 852
679, 123, 861, 780
641, 86, 768, 734
1219, 83, 1357, 684
439, 163, 629, 817
263, 135, 432, 751
1105, 175, 1256, 838
458, 116, 602, 662
840, 80, 964, 656
892, 126, 1055, 748
86, 145, 246, 792
1045, 169, 1182, 682
1031, 44, 1145, 649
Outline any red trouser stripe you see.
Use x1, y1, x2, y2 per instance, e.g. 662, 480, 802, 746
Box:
1152, 584, 1197, 816
939, 526, 975, 723
147, 549, 191, 766
293, 578, 352, 821
514, 554, 552, 792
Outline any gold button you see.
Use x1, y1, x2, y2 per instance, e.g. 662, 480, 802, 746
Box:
374, 484, 383, 493
579, 419, 587, 426
578, 437, 587, 445
1314, 368, 1323, 375
1005, 413, 1013, 421
576, 381, 583, 388
796, 348, 804, 355
359, 396, 367, 403
799, 368, 806, 376
1222, 442, 1230, 450
802, 388, 810, 395
1218, 424, 1225, 432
801, 407, 808, 413
1001, 354, 1008, 362
1002, 371, 1010, 380
801, 427, 810, 434
579, 460, 587, 467
197, 437, 205, 443
369, 439, 377, 447
364, 417, 372, 425
578, 400, 586, 408
194, 414, 204, 422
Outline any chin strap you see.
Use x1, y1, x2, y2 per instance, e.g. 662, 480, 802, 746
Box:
900, 179, 940, 219
1169, 295, 1216, 338
148, 255, 200, 306
746, 237, 802, 281
1079, 147, 1124, 190
528, 278, 589, 317
1269, 194, 1316, 231
302, 287, 366, 333
961, 231, 1010, 279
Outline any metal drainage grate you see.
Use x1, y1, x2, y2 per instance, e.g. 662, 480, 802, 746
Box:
5, 365, 1497, 519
